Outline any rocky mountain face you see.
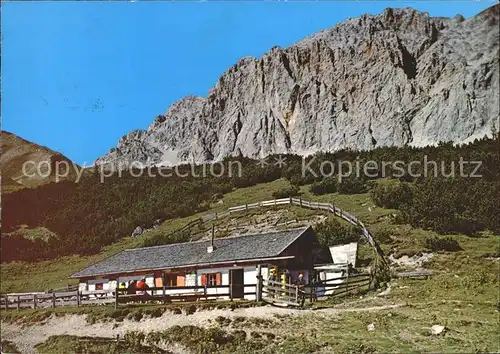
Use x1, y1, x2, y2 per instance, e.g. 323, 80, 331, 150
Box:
96, 5, 499, 168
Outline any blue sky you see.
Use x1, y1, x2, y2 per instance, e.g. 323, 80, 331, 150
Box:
2, 1, 495, 164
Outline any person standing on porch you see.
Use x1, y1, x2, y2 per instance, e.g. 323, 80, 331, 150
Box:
294, 272, 306, 290
295, 272, 307, 306
136, 278, 147, 295
127, 280, 137, 295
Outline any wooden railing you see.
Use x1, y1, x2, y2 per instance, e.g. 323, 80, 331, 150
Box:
167, 197, 386, 266
261, 272, 372, 307
304, 272, 372, 301
262, 280, 302, 306
0, 284, 258, 311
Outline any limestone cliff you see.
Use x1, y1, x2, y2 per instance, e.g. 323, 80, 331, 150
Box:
96, 5, 499, 168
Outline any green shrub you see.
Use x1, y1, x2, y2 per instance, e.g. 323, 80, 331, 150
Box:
211, 192, 224, 202
150, 308, 164, 318
340, 343, 378, 354
337, 176, 368, 194
314, 219, 360, 247
250, 331, 262, 339
310, 178, 337, 195
272, 185, 300, 198
215, 316, 231, 327
371, 182, 414, 209
171, 307, 182, 315
129, 311, 144, 322
184, 304, 196, 315
273, 336, 320, 353
425, 236, 461, 252
374, 227, 394, 244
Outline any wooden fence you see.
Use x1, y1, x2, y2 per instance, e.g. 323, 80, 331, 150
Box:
169, 197, 386, 266
1, 273, 374, 310
305, 272, 372, 300
0, 284, 258, 311
262, 280, 302, 306
260, 271, 372, 307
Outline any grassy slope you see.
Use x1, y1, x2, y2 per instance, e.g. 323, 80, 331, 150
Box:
1, 179, 499, 352
2, 178, 497, 292
1, 179, 289, 293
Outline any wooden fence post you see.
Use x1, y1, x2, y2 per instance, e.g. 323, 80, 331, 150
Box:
4, 295, 8, 311
256, 265, 262, 302
52, 293, 56, 308
33, 294, 37, 310
162, 281, 166, 305
17, 295, 20, 311
204, 284, 208, 300
246, 203, 248, 211
76, 291, 80, 308
344, 266, 349, 300
115, 289, 119, 309
299, 197, 302, 207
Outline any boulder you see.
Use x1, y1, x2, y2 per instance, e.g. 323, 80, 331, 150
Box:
132, 226, 143, 238
431, 324, 446, 335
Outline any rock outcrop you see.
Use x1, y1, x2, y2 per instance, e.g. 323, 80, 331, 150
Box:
96, 5, 499, 168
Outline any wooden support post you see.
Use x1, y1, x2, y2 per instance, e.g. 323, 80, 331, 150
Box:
33, 294, 37, 310
52, 293, 56, 308
4, 295, 8, 311
229, 271, 233, 302
17, 295, 20, 311
162, 279, 166, 305
204, 284, 208, 300
345, 266, 350, 300
115, 288, 119, 309
76, 291, 80, 308
256, 265, 262, 302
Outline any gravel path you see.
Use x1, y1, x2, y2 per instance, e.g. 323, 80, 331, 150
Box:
1, 303, 402, 354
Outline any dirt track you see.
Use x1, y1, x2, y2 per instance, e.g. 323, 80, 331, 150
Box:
1, 303, 402, 354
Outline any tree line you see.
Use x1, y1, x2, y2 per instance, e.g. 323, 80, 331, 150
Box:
2, 134, 498, 262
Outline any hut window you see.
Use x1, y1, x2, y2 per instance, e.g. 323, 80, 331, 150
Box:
201, 273, 221, 286
96, 283, 103, 290
165, 274, 177, 287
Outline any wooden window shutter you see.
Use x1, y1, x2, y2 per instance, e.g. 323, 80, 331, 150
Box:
155, 276, 163, 288
201, 274, 207, 286
176, 275, 185, 287
215, 273, 222, 285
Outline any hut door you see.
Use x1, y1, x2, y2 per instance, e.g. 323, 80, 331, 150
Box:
230, 269, 244, 299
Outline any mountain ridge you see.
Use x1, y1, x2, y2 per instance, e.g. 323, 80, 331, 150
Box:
1, 131, 80, 192
96, 5, 500, 168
